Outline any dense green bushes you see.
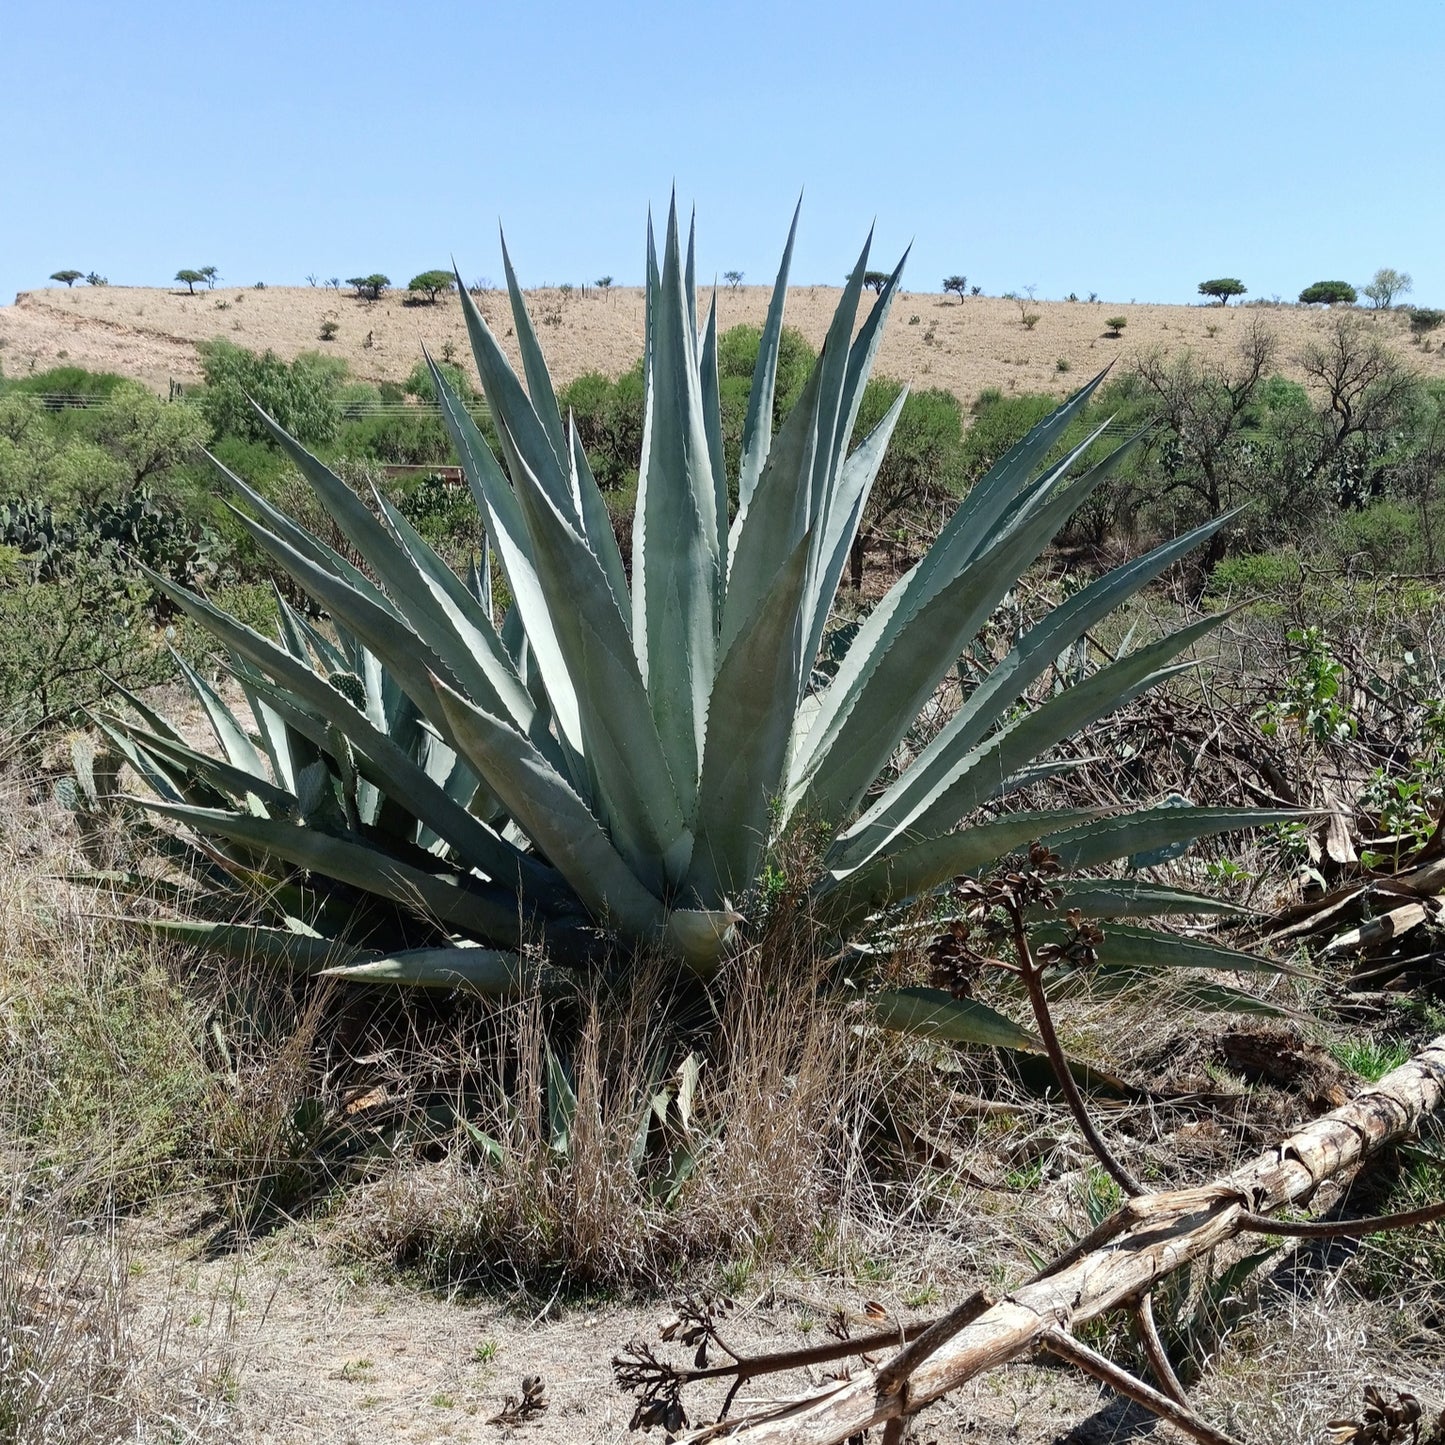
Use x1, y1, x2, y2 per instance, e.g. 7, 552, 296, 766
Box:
196, 339, 345, 446
5, 313, 1444, 751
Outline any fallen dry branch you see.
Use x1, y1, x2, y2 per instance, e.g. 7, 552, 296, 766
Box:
665, 1033, 1445, 1443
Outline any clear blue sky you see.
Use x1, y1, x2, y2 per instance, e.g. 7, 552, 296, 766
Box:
4, 0, 1442, 308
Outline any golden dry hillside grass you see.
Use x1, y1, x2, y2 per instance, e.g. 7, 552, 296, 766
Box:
5, 281, 1443, 406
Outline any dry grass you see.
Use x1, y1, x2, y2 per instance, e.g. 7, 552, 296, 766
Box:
332, 954, 858, 1294
3, 703, 1445, 1439
6, 282, 1443, 407
0, 1163, 233, 1444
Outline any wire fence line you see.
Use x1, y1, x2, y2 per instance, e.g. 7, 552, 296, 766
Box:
20, 391, 493, 421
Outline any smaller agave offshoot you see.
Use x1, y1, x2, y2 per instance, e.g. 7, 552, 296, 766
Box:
84, 197, 1295, 1048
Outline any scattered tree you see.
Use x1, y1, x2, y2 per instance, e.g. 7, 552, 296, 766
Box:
1134, 318, 1278, 561
595, 276, 613, 295
49, 270, 83, 288
1198, 278, 1246, 305
723, 270, 744, 289
199, 265, 220, 289
346, 274, 390, 301
407, 270, 455, 304
1104, 316, 1127, 336
943, 275, 968, 300
1296, 313, 1418, 473
1362, 267, 1412, 309
174, 269, 204, 295
1408, 308, 1444, 341
862, 270, 889, 294
85, 273, 107, 286
319, 319, 340, 341
1298, 280, 1357, 306
305, 273, 319, 287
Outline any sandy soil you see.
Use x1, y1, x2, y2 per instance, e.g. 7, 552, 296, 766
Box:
130, 1215, 1436, 1445
5, 282, 1441, 408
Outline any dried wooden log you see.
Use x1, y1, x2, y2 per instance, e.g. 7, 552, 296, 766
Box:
674, 1035, 1445, 1444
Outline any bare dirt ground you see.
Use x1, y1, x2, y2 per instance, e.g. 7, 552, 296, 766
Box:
127, 1204, 1437, 1445
5, 281, 1441, 406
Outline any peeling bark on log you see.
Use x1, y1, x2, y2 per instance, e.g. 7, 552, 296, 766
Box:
683, 1035, 1445, 1444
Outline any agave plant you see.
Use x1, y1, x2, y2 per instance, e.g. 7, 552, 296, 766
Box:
88, 199, 1295, 1047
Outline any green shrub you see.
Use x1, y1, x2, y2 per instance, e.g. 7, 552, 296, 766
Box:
1408, 308, 1444, 340
559, 367, 646, 492
717, 323, 815, 413
319, 319, 339, 341
845, 382, 968, 583
6, 947, 209, 1199
2, 365, 130, 401
0, 559, 175, 742
338, 411, 453, 466
394, 469, 483, 562
1320, 499, 1438, 575
1104, 316, 1127, 336
959, 390, 1060, 480
196, 340, 343, 447
403, 358, 481, 407
1207, 550, 1301, 598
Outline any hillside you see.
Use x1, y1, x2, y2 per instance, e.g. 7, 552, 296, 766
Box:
4, 281, 1441, 406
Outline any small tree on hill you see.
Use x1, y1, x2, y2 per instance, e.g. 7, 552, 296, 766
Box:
943, 275, 968, 300
1299, 280, 1357, 306
1198, 278, 1246, 305
346, 274, 390, 301
199, 265, 220, 289
407, 270, 455, 304
50, 270, 83, 287
1104, 316, 1127, 337
85, 272, 107, 286
1363, 267, 1412, 309
723, 270, 744, 289
595, 276, 613, 295
175, 269, 204, 294
862, 270, 889, 294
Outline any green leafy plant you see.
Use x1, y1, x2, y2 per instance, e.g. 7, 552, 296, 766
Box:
1258, 626, 1354, 744
319, 319, 339, 341
1299, 280, 1358, 306
1104, 316, 1127, 336
175, 269, 205, 295
50, 269, 84, 287
89, 201, 1292, 1046
1408, 308, 1444, 341
943, 275, 968, 300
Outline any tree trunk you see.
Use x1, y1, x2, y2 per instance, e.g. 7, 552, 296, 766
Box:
680, 1035, 1445, 1443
